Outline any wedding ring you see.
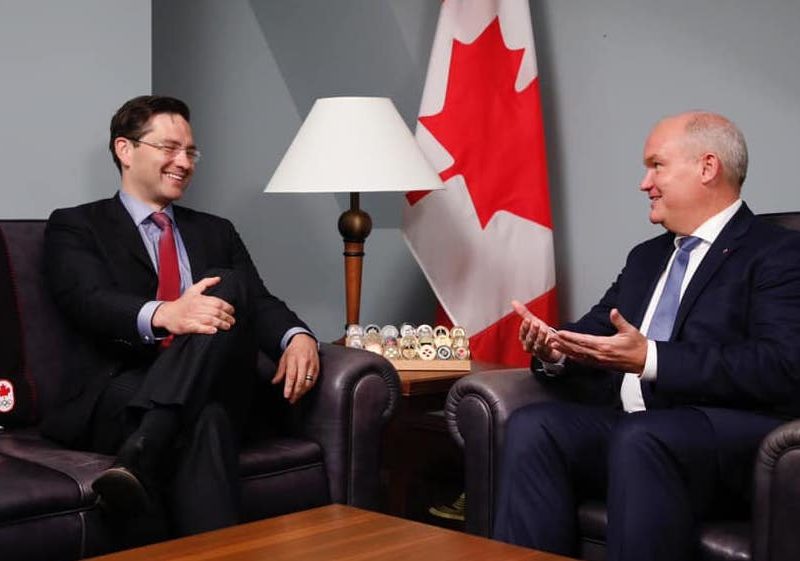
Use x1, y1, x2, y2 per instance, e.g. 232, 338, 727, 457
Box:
304, 373, 314, 382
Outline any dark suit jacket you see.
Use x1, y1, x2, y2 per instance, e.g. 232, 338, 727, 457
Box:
41, 194, 308, 448
538, 204, 800, 427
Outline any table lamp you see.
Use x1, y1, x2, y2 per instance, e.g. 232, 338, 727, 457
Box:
265, 96, 444, 330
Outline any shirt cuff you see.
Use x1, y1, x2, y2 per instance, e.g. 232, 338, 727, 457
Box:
538, 354, 566, 377
281, 327, 317, 350
137, 301, 163, 344
640, 339, 658, 381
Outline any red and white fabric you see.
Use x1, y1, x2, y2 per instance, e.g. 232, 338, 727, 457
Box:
403, 0, 557, 366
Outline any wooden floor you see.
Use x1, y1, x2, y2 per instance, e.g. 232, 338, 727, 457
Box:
86, 504, 574, 561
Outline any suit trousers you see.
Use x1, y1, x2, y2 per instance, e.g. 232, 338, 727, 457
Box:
492, 401, 782, 561
89, 268, 258, 535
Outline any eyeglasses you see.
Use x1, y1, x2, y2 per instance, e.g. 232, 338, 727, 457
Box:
125, 137, 201, 163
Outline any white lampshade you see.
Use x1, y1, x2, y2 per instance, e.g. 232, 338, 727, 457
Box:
265, 97, 444, 193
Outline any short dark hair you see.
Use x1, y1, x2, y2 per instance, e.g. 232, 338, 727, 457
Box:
109, 95, 191, 173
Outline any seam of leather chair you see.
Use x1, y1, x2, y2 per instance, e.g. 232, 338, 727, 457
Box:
372, 360, 401, 422
0, 459, 97, 513
78, 509, 89, 559
757, 426, 800, 470
0, 438, 108, 505
754, 424, 800, 561
319, 344, 401, 423
346, 375, 356, 504
454, 392, 496, 535
240, 461, 325, 482
444, 380, 468, 448
0, 502, 97, 531
346, 372, 387, 505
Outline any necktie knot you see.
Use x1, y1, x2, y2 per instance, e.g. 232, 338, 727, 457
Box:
151, 212, 172, 230
678, 235, 702, 254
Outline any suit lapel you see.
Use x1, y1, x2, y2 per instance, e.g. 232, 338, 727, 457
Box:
671, 204, 754, 337
99, 195, 155, 275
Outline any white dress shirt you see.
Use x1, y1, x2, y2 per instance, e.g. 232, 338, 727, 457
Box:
620, 199, 742, 411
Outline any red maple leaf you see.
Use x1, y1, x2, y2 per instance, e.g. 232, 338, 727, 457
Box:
412, 18, 552, 229
0, 383, 9, 397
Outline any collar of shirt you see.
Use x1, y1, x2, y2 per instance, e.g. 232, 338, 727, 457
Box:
118, 190, 176, 226
673, 198, 743, 249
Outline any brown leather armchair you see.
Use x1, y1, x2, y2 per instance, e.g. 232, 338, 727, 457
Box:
0, 220, 400, 561
445, 212, 800, 561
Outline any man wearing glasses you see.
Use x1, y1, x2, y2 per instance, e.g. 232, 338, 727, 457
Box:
41, 95, 319, 538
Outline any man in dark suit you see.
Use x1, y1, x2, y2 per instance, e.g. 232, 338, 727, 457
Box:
42, 95, 319, 536
494, 111, 800, 561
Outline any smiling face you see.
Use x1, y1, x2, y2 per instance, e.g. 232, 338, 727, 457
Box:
639, 116, 711, 235
115, 113, 196, 210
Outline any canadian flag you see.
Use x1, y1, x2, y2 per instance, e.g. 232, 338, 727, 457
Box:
403, 0, 557, 366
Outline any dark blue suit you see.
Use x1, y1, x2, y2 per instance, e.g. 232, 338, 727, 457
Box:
494, 204, 800, 560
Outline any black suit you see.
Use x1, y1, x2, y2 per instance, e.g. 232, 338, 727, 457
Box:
41, 194, 308, 534
494, 205, 800, 560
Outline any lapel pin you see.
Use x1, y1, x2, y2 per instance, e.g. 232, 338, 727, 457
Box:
722, 248, 729, 254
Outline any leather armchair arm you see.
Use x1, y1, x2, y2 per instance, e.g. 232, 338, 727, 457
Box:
445, 368, 559, 536
294, 343, 400, 509
753, 419, 800, 561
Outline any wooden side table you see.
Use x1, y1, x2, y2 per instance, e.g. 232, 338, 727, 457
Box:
397, 361, 497, 396
382, 361, 505, 523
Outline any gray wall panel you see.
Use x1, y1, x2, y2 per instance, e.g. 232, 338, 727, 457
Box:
533, 0, 800, 319
0, 0, 151, 217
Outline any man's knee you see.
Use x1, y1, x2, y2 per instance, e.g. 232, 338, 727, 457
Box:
609, 414, 661, 464
503, 403, 572, 463
201, 268, 248, 308
507, 403, 557, 441
608, 410, 706, 468
507, 401, 609, 443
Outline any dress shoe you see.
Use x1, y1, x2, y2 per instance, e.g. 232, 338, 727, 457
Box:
93, 434, 157, 516
93, 464, 152, 516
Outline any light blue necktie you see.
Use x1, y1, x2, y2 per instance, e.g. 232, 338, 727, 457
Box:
646, 236, 703, 341
641, 235, 702, 408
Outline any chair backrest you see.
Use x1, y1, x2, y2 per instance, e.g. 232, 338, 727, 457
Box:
760, 211, 800, 232
0, 220, 75, 426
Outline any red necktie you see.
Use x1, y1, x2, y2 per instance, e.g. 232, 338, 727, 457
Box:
151, 212, 180, 347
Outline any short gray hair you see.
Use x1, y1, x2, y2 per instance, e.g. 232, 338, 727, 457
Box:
682, 112, 748, 187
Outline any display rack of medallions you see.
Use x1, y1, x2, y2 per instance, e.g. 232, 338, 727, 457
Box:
344, 323, 471, 371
